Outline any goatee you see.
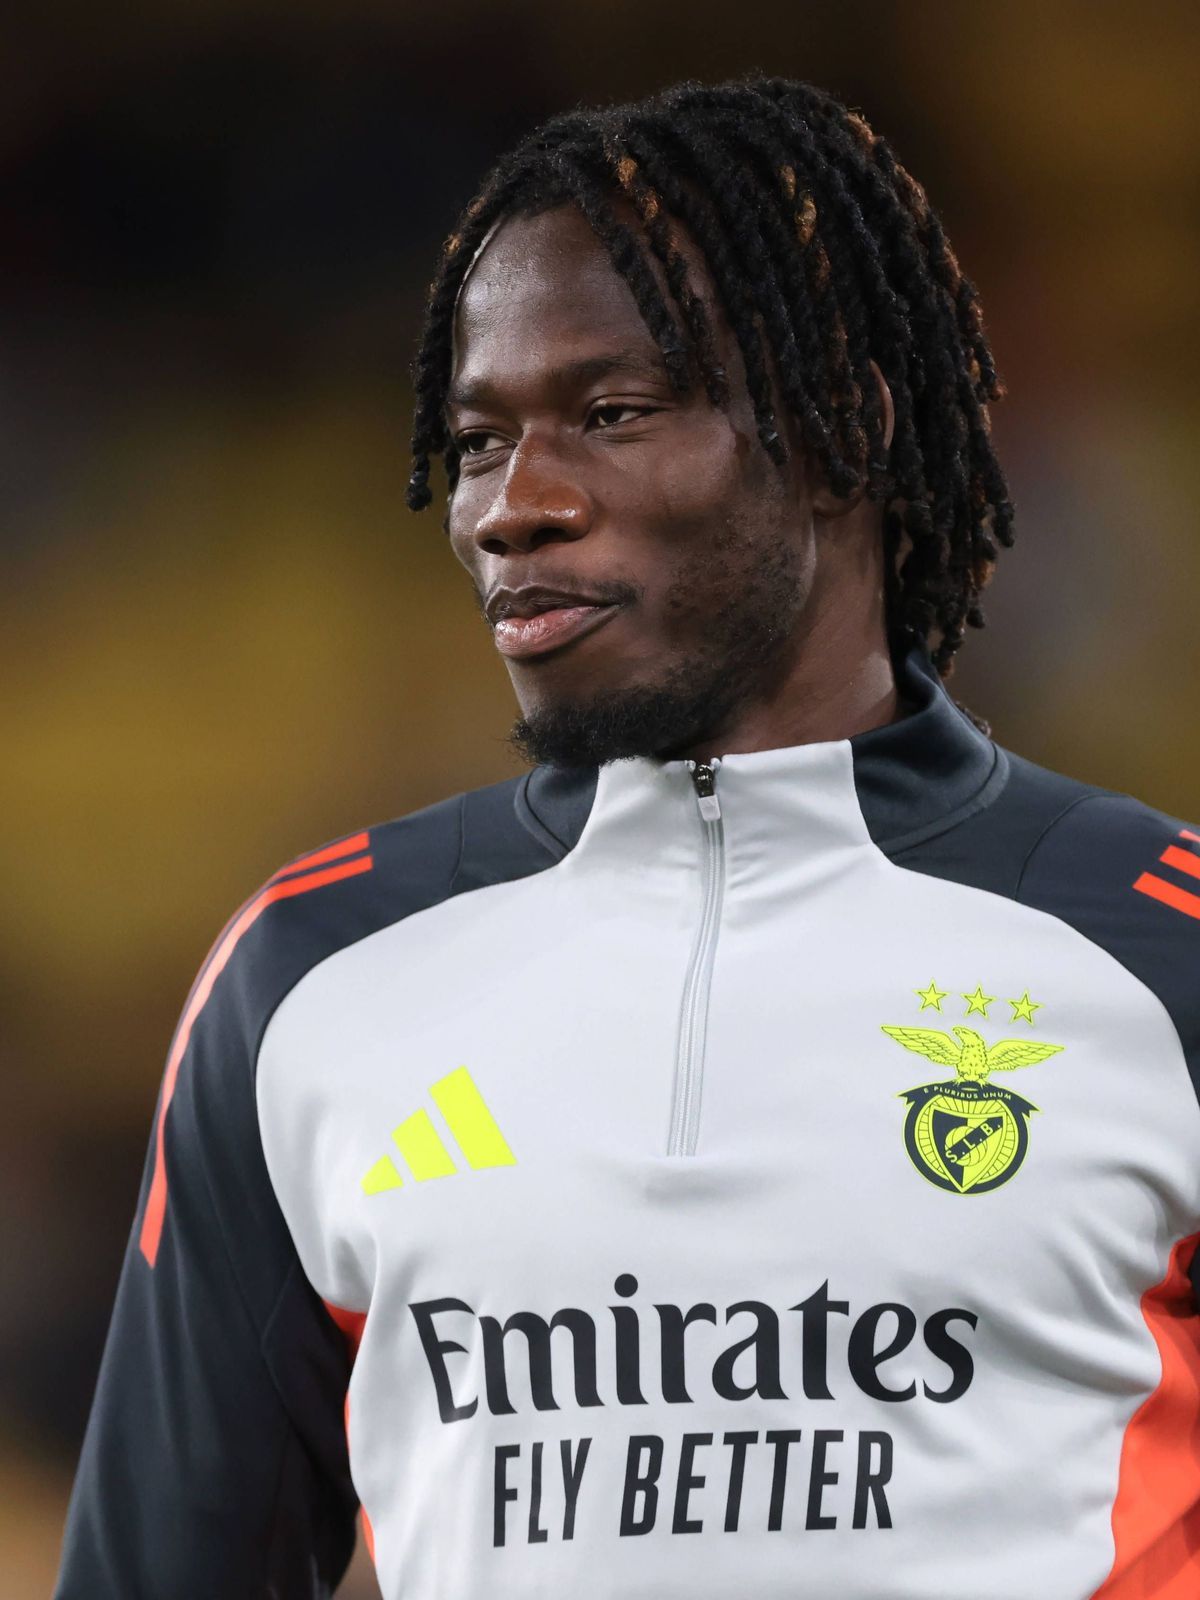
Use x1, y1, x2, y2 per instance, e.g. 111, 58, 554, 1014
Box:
511, 673, 741, 768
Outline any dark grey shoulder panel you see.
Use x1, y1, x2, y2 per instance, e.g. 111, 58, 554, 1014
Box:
57, 778, 588, 1600
887, 750, 1105, 899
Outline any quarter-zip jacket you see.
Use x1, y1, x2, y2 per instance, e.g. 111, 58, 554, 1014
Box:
56, 646, 1200, 1599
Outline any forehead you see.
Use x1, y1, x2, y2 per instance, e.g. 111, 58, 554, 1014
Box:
449, 202, 716, 397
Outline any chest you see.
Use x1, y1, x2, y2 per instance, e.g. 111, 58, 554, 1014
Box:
263, 850, 1200, 1336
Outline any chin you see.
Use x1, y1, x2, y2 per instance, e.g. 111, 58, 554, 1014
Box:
509, 670, 732, 769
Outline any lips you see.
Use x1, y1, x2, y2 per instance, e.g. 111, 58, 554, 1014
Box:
486, 586, 624, 661
492, 601, 619, 660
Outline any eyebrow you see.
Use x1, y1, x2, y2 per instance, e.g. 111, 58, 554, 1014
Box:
445, 348, 671, 412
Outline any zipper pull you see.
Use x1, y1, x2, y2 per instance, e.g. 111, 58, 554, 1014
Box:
687, 758, 722, 822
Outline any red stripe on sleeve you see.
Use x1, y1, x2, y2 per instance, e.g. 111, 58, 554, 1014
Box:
1133, 873, 1200, 921
269, 832, 372, 883
324, 1301, 376, 1564
1160, 845, 1200, 882
138, 853, 374, 1266
324, 1299, 367, 1358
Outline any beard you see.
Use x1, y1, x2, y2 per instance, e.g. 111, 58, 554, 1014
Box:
509, 526, 808, 768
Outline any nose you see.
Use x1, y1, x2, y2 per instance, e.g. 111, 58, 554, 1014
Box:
467, 436, 594, 556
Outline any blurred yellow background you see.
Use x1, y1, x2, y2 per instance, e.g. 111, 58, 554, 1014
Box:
3, 3, 1197, 1593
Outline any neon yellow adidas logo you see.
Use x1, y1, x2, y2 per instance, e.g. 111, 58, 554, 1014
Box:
361, 1066, 516, 1195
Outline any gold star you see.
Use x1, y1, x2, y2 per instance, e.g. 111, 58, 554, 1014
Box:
915, 980, 948, 1012
1008, 991, 1042, 1024
962, 984, 995, 1018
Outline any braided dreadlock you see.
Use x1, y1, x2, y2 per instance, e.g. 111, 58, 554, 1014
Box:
406, 75, 1013, 687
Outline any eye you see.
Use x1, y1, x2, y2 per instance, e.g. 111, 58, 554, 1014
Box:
457, 430, 508, 455
590, 403, 652, 429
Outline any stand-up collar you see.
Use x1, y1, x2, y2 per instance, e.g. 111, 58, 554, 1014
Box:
517, 645, 1005, 860
848, 647, 1005, 850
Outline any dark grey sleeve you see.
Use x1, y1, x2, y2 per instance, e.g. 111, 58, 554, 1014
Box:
54, 860, 371, 1599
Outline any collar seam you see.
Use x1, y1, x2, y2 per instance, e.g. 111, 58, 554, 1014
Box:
874, 742, 1009, 855
515, 769, 576, 858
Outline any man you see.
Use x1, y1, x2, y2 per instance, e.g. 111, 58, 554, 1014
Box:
57, 76, 1200, 1599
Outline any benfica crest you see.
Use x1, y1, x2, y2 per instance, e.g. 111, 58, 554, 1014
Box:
881, 1024, 1063, 1195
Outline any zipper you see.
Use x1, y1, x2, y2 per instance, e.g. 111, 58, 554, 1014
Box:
667, 759, 726, 1157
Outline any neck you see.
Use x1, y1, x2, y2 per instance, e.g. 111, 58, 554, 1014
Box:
681, 511, 901, 760
679, 638, 899, 762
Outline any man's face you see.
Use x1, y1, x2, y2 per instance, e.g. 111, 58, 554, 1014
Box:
444, 200, 824, 765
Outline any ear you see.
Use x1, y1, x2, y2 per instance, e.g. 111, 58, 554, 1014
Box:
871, 359, 895, 453
807, 358, 896, 518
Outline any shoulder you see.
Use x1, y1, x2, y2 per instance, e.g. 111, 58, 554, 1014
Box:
894, 745, 1200, 1054
205, 777, 520, 1035
190, 765, 599, 1054
973, 746, 1198, 946
1012, 766, 1200, 1052
1011, 766, 1198, 917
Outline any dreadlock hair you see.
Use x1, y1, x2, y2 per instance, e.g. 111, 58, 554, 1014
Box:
406, 74, 1014, 693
